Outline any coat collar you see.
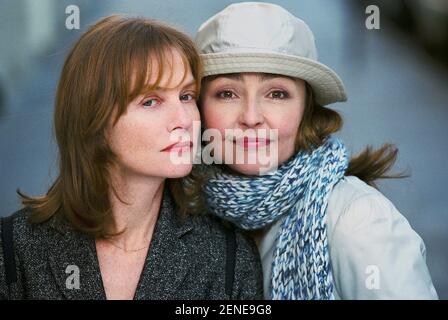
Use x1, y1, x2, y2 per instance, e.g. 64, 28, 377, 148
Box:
46, 187, 197, 299
48, 187, 195, 238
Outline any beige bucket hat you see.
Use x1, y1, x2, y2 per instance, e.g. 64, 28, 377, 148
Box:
195, 2, 347, 106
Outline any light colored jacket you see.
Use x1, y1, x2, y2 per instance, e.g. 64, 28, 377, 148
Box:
256, 176, 438, 299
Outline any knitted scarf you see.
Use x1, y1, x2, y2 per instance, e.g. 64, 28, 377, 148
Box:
201, 136, 348, 299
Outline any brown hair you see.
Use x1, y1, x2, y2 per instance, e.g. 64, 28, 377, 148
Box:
17, 15, 202, 238
296, 82, 406, 188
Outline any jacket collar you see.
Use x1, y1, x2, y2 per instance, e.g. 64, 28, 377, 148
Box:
46, 187, 197, 299
48, 187, 194, 238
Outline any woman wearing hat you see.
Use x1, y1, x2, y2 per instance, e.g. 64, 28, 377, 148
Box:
192, 2, 438, 299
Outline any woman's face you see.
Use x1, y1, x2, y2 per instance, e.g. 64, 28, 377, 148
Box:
107, 49, 200, 180
201, 73, 306, 175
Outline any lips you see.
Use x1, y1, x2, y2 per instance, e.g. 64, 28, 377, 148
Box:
161, 141, 193, 152
234, 137, 271, 149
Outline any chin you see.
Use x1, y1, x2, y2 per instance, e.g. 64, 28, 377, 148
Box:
227, 162, 278, 176
163, 163, 194, 178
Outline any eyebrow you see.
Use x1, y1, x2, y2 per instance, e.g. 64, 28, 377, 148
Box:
259, 73, 287, 82
214, 74, 243, 81
213, 73, 286, 82
152, 79, 197, 91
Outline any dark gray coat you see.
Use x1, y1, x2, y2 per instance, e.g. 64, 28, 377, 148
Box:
0, 189, 263, 300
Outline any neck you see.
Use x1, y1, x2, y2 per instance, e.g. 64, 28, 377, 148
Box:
107, 167, 166, 250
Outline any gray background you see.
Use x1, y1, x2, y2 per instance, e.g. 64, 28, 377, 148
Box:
0, 0, 447, 298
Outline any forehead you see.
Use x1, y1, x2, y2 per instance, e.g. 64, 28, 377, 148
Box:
148, 50, 193, 89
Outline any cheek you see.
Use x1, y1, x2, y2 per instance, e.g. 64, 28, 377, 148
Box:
202, 103, 233, 133
278, 115, 301, 141
268, 105, 304, 141
108, 114, 158, 158
271, 104, 305, 164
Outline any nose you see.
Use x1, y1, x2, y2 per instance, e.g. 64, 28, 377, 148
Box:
238, 96, 264, 128
168, 99, 194, 133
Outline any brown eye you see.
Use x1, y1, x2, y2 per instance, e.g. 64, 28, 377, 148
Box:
270, 90, 288, 99
217, 90, 236, 99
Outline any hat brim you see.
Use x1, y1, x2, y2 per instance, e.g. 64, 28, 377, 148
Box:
200, 52, 347, 106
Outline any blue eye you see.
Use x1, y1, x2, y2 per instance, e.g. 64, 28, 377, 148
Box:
142, 98, 159, 108
180, 94, 195, 102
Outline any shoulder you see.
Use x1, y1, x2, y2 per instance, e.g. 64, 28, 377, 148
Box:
1, 207, 60, 247
1, 207, 40, 246
0, 207, 57, 299
325, 176, 438, 299
2, 207, 34, 230
0, 207, 70, 279
326, 176, 409, 238
326, 175, 422, 255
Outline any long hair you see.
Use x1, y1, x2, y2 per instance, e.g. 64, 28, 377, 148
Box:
17, 15, 202, 238
296, 82, 406, 188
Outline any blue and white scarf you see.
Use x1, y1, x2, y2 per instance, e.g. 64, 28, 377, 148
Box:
202, 136, 348, 299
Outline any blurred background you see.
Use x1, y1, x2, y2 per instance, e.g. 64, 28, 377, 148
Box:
0, 0, 447, 298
